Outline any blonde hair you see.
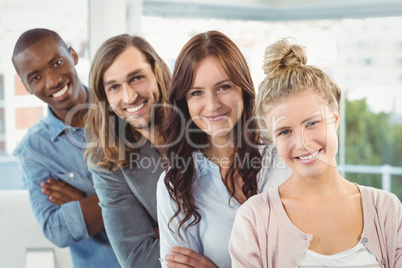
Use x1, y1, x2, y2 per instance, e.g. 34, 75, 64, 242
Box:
255, 37, 341, 141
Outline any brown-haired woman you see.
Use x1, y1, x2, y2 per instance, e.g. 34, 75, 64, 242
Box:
86, 34, 170, 267
157, 30, 290, 268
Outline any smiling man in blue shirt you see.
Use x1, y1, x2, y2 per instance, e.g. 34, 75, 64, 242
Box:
11, 28, 120, 268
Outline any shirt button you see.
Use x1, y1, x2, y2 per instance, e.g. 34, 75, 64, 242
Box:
362, 237, 368, 243
69, 172, 74, 178
291, 260, 297, 267
381, 259, 386, 265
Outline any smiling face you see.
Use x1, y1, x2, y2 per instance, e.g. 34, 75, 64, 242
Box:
13, 36, 86, 120
186, 56, 243, 140
103, 46, 160, 130
266, 89, 339, 178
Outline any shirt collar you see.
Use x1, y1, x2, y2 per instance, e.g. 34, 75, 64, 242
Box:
192, 150, 215, 177
47, 106, 70, 141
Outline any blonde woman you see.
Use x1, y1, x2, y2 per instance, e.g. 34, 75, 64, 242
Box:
229, 38, 402, 267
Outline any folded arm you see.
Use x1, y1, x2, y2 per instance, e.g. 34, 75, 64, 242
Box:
157, 174, 213, 268
14, 151, 90, 247
42, 178, 104, 236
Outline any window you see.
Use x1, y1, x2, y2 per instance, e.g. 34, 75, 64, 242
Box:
0, 108, 4, 134
0, 74, 4, 100
0, 0, 88, 189
362, 58, 372, 66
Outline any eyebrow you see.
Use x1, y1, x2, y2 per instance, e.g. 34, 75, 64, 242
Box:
273, 114, 322, 134
274, 126, 289, 134
104, 69, 144, 87
190, 79, 232, 90
302, 113, 322, 124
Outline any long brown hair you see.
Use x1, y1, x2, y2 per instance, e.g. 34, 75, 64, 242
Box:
86, 34, 170, 170
163, 31, 262, 236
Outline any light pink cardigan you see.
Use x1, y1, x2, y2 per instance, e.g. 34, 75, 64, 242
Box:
229, 185, 402, 268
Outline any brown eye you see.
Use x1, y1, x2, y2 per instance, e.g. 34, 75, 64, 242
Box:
190, 90, 203, 96
54, 60, 62, 67
30, 75, 41, 83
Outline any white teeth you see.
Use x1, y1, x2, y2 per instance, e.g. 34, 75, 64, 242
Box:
298, 150, 320, 160
52, 85, 68, 98
126, 102, 145, 113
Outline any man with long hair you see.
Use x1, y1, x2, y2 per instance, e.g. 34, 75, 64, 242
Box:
85, 34, 170, 267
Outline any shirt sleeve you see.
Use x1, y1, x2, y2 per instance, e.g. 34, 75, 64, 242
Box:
229, 203, 263, 268
13, 145, 89, 247
157, 171, 201, 268
90, 164, 160, 268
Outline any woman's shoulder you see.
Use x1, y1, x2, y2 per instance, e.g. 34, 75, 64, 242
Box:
248, 187, 278, 204
359, 184, 400, 204
358, 184, 402, 216
238, 187, 280, 217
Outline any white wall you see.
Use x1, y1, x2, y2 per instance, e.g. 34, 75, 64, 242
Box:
88, 0, 144, 60
0, 190, 72, 268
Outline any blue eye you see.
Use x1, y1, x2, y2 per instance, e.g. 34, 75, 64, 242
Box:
279, 130, 291, 136
306, 121, 319, 127
130, 75, 144, 83
218, 85, 231, 91
109, 85, 119, 91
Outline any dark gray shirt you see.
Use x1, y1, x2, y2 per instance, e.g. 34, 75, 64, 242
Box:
89, 140, 163, 268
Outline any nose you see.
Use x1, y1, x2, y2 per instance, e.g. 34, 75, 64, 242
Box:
296, 128, 312, 151
205, 91, 221, 111
122, 84, 138, 103
45, 71, 62, 89
295, 132, 305, 151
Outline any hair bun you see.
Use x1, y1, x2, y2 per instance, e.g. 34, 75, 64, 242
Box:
262, 38, 307, 76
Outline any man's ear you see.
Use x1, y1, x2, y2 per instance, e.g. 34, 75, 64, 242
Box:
69, 47, 79, 65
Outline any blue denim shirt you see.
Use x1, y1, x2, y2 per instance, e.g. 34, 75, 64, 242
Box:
13, 107, 120, 268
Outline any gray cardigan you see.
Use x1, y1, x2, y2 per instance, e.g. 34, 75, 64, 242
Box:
89, 140, 163, 268
230, 185, 402, 268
